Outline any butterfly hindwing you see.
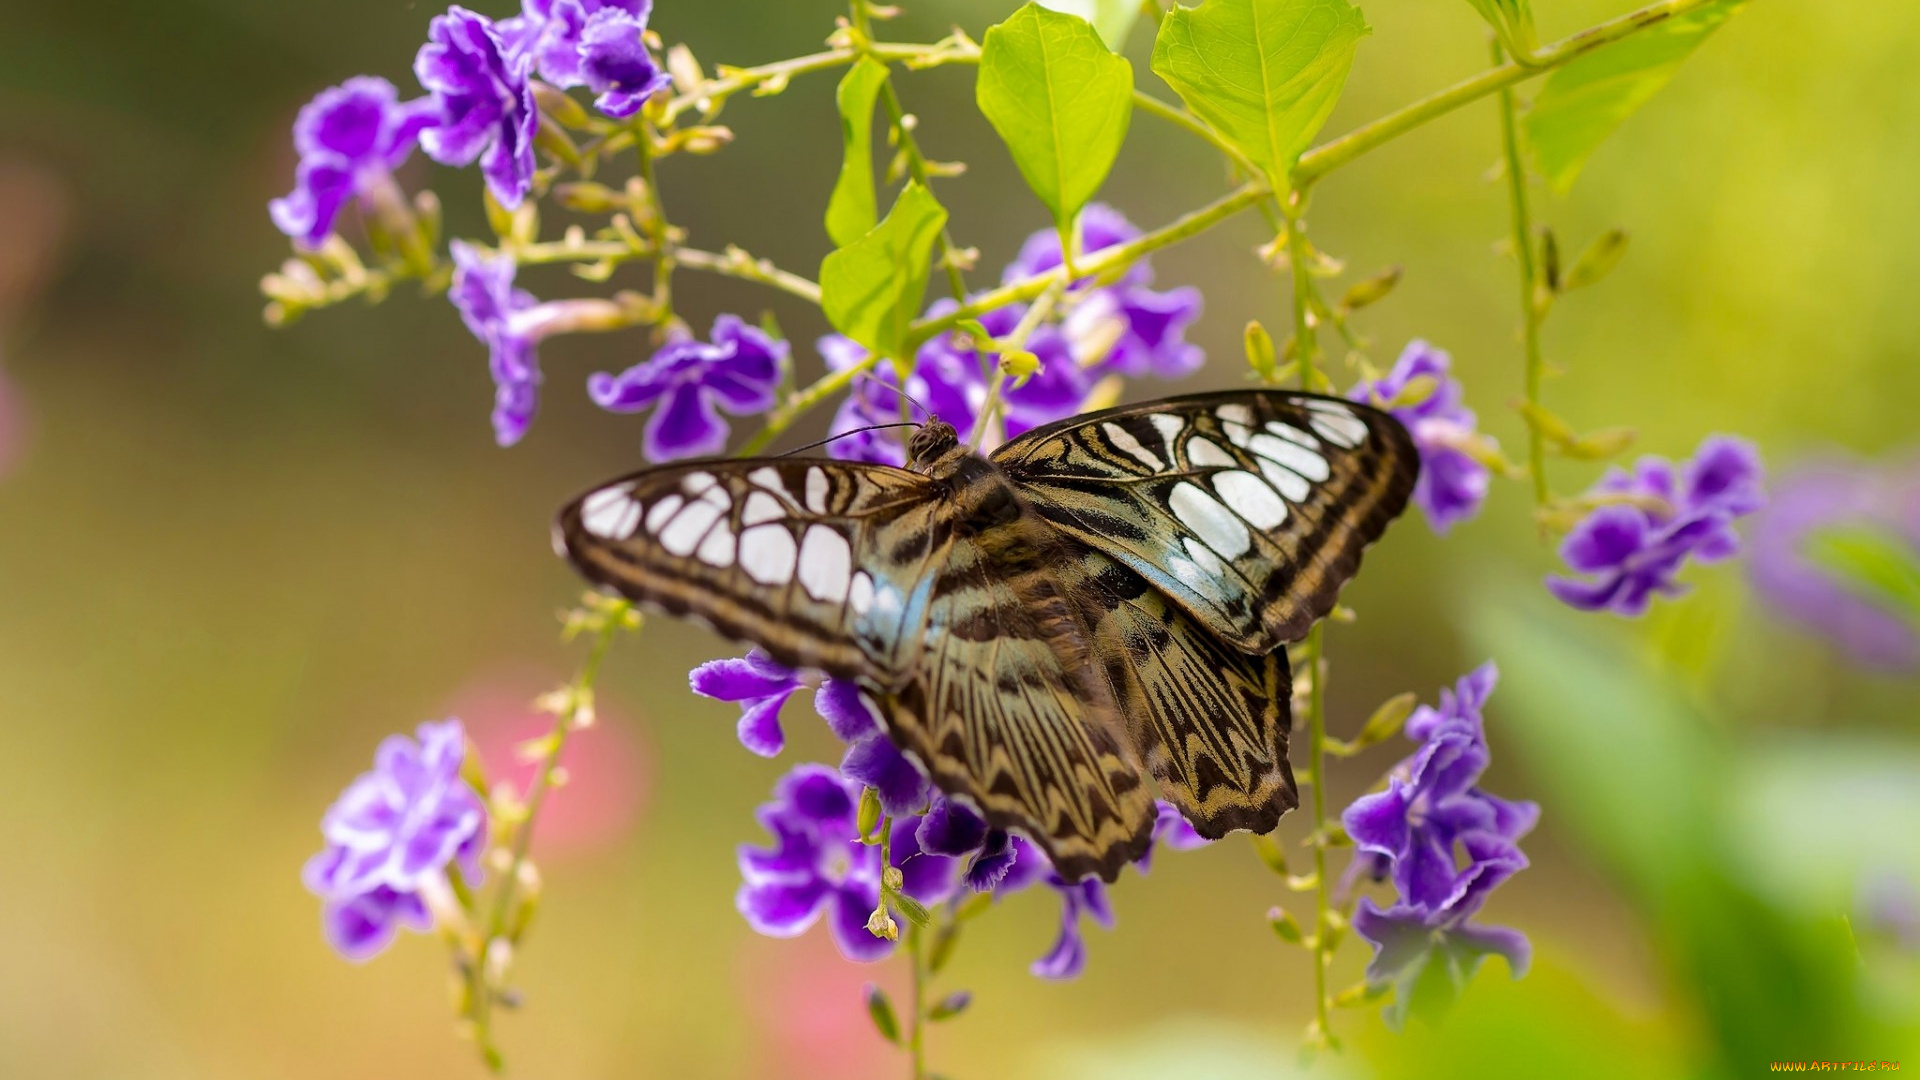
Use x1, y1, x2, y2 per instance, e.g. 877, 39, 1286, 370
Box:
556, 458, 954, 683
993, 391, 1419, 653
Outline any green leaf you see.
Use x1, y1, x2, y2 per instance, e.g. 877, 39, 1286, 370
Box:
978, 3, 1134, 246
1524, 0, 1748, 193
1037, 0, 1141, 52
1804, 525, 1920, 625
819, 182, 948, 357
826, 57, 889, 247
864, 984, 901, 1044
1463, 0, 1537, 56
1150, 0, 1369, 195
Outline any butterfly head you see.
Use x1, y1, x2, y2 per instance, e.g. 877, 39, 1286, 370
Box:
905, 419, 965, 473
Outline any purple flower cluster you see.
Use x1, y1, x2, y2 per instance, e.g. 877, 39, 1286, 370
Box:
273, 2, 669, 245
303, 719, 486, 961
589, 316, 787, 462
1349, 341, 1494, 534
1549, 436, 1765, 616
818, 205, 1203, 464
270, 77, 438, 249
1342, 664, 1537, 1028
695, 650, 1211, 977
1746, 452, 1920, 670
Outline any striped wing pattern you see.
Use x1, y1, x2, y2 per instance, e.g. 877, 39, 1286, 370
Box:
993, 392, 1419, 654
556, 391, 1417, 882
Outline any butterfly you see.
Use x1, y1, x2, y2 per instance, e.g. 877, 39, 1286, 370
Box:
555, 391, 1418, 882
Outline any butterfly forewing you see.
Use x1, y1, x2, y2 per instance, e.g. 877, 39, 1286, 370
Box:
993, 392, 1418, 653
556, 458, 954, 683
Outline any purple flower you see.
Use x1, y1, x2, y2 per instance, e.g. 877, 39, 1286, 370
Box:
269, 77, 438, 249
1003, 204, 1205, 379
690, 650, 880, 756
1746, 453, 1920, 669
1340, 664, 1535, 1024
1349, 341, 1492, 534
589, 315, 786, 462
303, 718, 486, 961
1351, 836, 1533, 1029
448, 242, 545, 446
819, 333, 913, 466
1344, 664, 1537, 911
1548, 436, 1766, 616
737, 765, 962, 963
504, 1, 669, 118
415, 7, 538, 208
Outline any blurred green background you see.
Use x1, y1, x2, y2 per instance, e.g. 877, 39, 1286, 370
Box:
1, 0, 1916, 1076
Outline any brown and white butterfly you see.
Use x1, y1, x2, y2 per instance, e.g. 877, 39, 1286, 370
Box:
555, 391, 1418, 882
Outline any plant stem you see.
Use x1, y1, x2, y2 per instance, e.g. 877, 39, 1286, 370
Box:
1494, 40, 1552, 506
736, 352, 881, 457
1303, 627, 1334, 1050
1282, 196, 1320, 393
906, 924, 928, 1080
1296, 0, 1725, 184
969, 283, 1061, 451
465, 609, 627, 1070
909, 182, 1270, 346
632, 122, 675, 327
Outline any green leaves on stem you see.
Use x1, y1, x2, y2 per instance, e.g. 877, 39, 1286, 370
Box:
1151, 0, 1369, 196
978, 4, 1134, 264
1463, 0, 1539, 60
821, 181, 949, 357
1524, 0, 1749, 192
1036, 0, 1141, 51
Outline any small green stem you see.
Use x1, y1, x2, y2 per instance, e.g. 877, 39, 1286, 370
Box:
906, 924, 928, 1080
1296, 0, 1723, 184
1303, 627, 1333, 1049
1282, 195, 1320, 393
969, 283, 1061, 452
465, 610, 627, 1070
910, 182, 1270, 347
736, 352, 881, 457
1494, 40, 1552, 506
632, 123, 674, 327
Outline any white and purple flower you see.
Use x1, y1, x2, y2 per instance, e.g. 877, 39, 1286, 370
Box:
588, 315, 786, 462
269, 76, 439, 249
415, 7, 539, 209
1341, 664, 1537, 1027
1548, 436, 1765, 616
303, 718, 486, 961
1349, 341, 1494, 534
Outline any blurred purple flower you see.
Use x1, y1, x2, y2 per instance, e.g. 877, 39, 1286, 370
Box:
819, 333, 913, 467
1349, 341, 1492, 534
589, 315, 786, 462
303, 718, 485, 961
415, 7, 538, 208
1746, 453, 1920, 669
1004, 204, 1204, 379
1351, 835, 1532, 1029
505, 1, 669, 118
449, 242, 565, 446
269, 77, 438, 249
1134, 800, 1212, 874
690, 649, 805, 758
1341, 664, 1535, 1025
1549, 436, 1765, 616
737, 764, 962, 963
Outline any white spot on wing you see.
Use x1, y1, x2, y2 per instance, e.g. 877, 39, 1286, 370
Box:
797, 525, 853, 601
1214, 470, 1289, 529
1187, 437, 1235, 469
644, 494, 684, 533
696, 521, 736, 566
805, 467, 831, 513
747, 466, 788, 499
1249, 431, 1330, 483
1304, 400, 1368, 448
1102, 422, 1162, 470
1264, 421, 1319, 449
739, 524, 797, 584
1217, 403, 1253, 428
1183, 536, 1228, 579
1149, 413, 1185, 456
742, 492, 785, 526
580, 486, 641, 540
849, 571, 876, 615
1169, 481, 1251, 559
659, 483, 729, 556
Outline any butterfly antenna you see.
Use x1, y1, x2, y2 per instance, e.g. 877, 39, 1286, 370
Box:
777, 421, 921, 458
853, 370, 936, 424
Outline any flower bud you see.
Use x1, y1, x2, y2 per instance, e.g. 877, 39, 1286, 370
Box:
1338, 265, 1402, 312
864, 984, 901, 1044
867, 907, 900, 941
857, 786, 883, 842
1244, 320, 1279, 382
929, 991, 973, 1021
1267, 905, 1304, 944
1563, 228, 1630, 291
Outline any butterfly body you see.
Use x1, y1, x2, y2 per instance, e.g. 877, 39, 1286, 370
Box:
557, 391, 1418, 882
